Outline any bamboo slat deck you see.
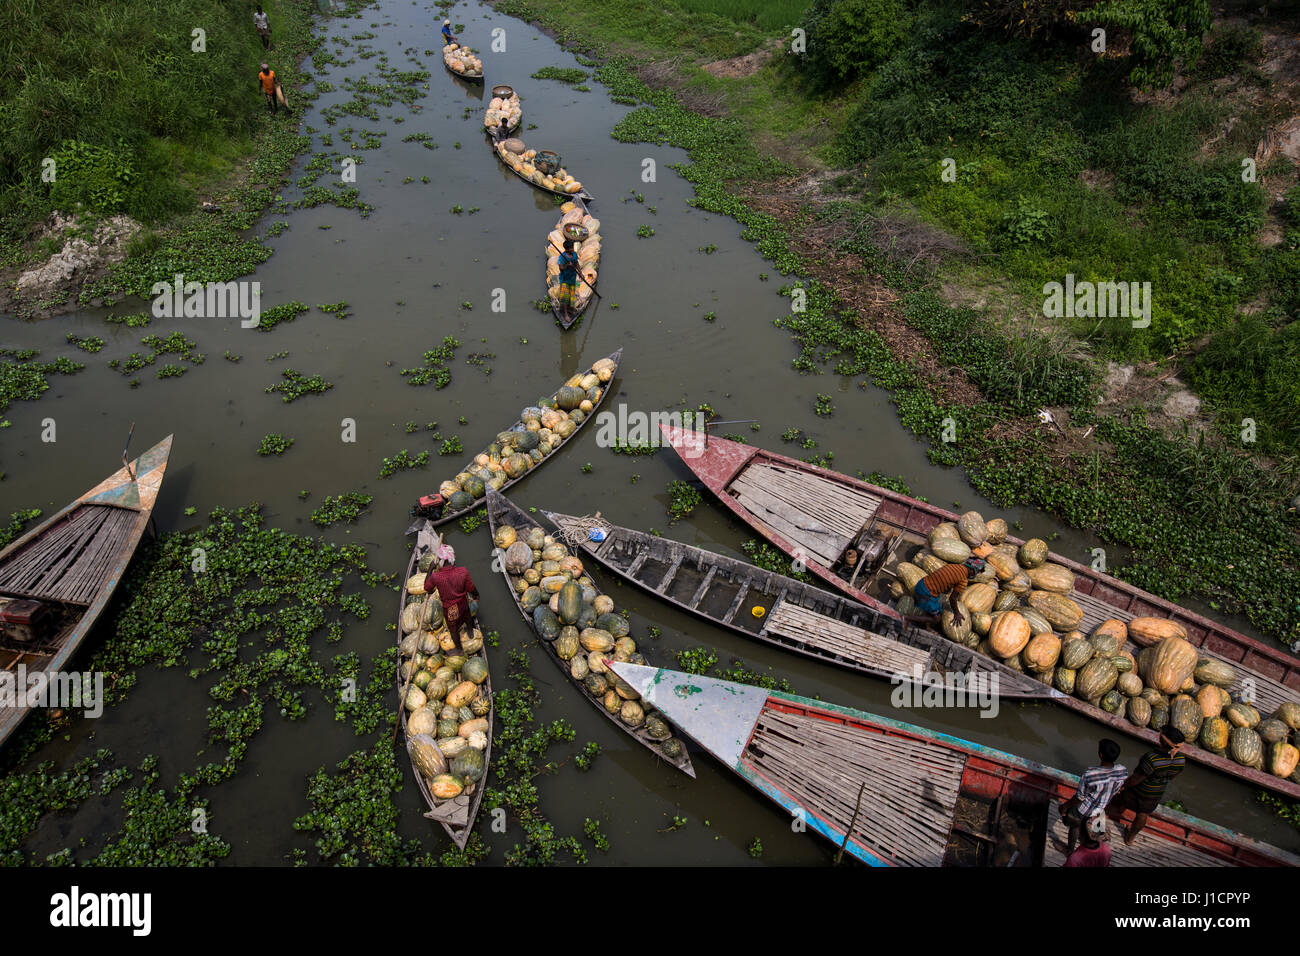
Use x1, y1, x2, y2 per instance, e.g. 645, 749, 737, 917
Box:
0, 506, 136, 605
748, 706, 965, 866
762, 601, 931, 677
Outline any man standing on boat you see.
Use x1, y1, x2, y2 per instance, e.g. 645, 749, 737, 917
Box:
490, 115, 511, 145
441, 19, 455, 44
1060, 738, 1126, 854
555, 238, 580, 325
1107, 728, 1186, 845
905, 552, 988, 628
423, 544, 479, 648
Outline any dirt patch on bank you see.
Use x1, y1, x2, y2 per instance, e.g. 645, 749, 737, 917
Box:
702, 42, 777, 79
0, 212, 141, 318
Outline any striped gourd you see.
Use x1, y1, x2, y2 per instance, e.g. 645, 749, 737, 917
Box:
960, 582, 997, 614
1026, 563, 1075, 594
1027, 590, 1083, 631
931, 537, 972, 563
957, 511, 987, 547
1128, 617, 1188, 647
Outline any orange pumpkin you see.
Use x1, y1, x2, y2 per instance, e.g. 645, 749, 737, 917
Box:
990, 611, 1032, 658
1128, 617, 1188, 647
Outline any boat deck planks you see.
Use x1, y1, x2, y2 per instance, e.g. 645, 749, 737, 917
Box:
1041, 803, 1244, 867
0, 505, 136, 605
762, 601, 931, 676
747, 707, 965, 866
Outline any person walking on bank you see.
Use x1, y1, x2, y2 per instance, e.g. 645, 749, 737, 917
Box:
1107, 728, 1187, 845
1060, 738, 1126, 854
254, 5, 271, 49
423, 544, 479, 648
258, 63, 278, 114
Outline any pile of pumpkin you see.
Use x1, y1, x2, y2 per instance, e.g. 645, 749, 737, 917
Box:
494, 140, 584, 195
443, 43, 482, 77
494, 521, 687, 761
399, 560, 492, 801
889, 511, 1300, 781
546, 203, 600, 311
434, 357, 616, 514
484, 90, 522, 132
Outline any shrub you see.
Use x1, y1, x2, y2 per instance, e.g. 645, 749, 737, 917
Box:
798, 0, 909, 86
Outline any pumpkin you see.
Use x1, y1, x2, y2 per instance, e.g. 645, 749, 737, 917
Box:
405, 574, 427, 595
1000, 653, 1024, 672
404, 685, 428, 712
462, 656, 489, 685
580, 628, 615, 653
1149, 704, 1169, 732
1027, 564, 1075, 594
986, 552, 1019, 582
1128, 617, 1188, 647
1077, 657, 1118, 700
1274, 702, 1300, 730
1196, 684, 1229, 718
1054, 667, 1077, 695
445, 681, 478, 709
1004, 571, 1032, 595
1110, 654, 1134, 674
1139, 687, 1167, 707
1224, 702, 1260, 729
1019, 607, 1054, 637
408, 707, 439, 738
1200, 716, 1231, 753
1022, 633, 1061, 671
555, 385, 585, 410
993, 589, 1020, 612
972, 611, 993, 636
1117, 672, 1143, 697
430, 773, 465, 799
532, 606, 562, 641
985, 517, 1008, 544
436, 717, 460, 739
957, 511, 988, 547
595, 612, 630, 638
556, 630, 580, 661
960, 582, 997, 614
989, 611, 1032, 657
1142, 637, 1198, 695
931, 538, 972, 563
1101, 690, 1124, 714
557, 580, 583, 625
896, 562, 925, 590
1027, 591, 1083, 631
1270, 742, 1300, 778
504, 541, 533, 574
928, 522, 960, 546
1017, 538, 1048, 568
471, 692, 491, 717
1229, 727, 1264, 768
1169, 695, 1203, 741
1127, 697, 1152, 727
452, 747, 486, 783
620, 700, 645, 727
521, 586, 545, 611
1060, 638, 1094, 670
1193, 658, 1236, 688
1257, 718, 1291, 745
897, 595, 916, 616
458, 717, 489, 738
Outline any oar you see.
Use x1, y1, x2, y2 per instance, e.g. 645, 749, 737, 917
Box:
394, 531, 443, 743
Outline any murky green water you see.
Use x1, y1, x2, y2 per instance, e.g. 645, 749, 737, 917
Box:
3, 0, 1296, 864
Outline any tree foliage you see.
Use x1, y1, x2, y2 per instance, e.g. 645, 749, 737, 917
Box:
797, 0, 910, 87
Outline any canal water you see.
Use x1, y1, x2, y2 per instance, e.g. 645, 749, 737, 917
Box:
3, 0, 1296, 863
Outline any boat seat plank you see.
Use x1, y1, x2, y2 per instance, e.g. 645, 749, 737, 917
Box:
733, 470, 871, 541
742, 462, 882, 533
763, 602, 931, 676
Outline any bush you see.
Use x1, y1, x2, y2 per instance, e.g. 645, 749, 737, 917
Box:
47, 141, 137, 216
798, 0, 909, 87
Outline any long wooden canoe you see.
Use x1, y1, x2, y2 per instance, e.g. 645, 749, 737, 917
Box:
609, 662, 1300, 867
486, 491, 695, 777
659, 425, 1300, 799
546, 196, 598, 331
493, 141, 594, 202
0, 435, 173, 749
543, 509, 1048, 699
443, 44, 484, 81
397, 520, 493, 848
415, 349, 621, 528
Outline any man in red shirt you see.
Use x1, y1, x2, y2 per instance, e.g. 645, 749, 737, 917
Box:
423, 544, 478, 646
905, 550, 988, 627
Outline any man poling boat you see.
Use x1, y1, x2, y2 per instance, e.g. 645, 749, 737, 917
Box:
441, 19, 455, 44
422, 544, 479, 649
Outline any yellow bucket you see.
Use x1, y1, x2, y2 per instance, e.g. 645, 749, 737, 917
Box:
751, 606, 766, 619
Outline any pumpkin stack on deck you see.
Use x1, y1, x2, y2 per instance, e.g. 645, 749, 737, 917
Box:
443, 42, 482, 77
399, 561, 492, 802
496, 521, 686, 762
433, 356, 616, 513
484, 90, 522, 132
546, 202, 600, 313
495, 140, 584, 194
888, 510, 1300, 782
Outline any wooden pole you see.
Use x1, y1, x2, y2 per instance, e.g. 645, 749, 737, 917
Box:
834, 781, 868, 865
547, 240, 600, 298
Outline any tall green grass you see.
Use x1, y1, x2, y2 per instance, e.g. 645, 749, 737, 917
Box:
671, 0, 810, 30
0, 0, 307, 241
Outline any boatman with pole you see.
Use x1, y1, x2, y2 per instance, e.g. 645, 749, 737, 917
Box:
441, 19, 455, 44
903, 548, 989, 630
423, 544, 479, 650
555, 238, 581, 325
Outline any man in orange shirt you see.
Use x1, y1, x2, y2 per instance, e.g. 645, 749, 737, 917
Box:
906, 549, 988, 628
258, 62, 278, 114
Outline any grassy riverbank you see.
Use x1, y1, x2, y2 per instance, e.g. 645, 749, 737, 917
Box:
490, 0, 1300, 650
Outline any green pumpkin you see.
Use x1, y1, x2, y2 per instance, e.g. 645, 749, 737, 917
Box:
1060, 639, 1094, 670
1101, 690, 1124, 714
558, 580, 583, 626
1229, 726, 1263, 768
1126, 697, 1152, 728
1088, 633, 1121, 658
661, 738, 684, 759
1053, 667, 1076, 695
1200, 716, 1230, 754
595, 612, 630, 638
555, 630, 580, 661
1149, 703, 1169, 732
451, 747, 486, 783
1076, 657, 1118, 701
532, 606, 561, 640
461, 475, 486, 499
555, 385, 585, 410
448, 491, 475, 511
462, 657, 489, 685
514, 430, 540, 451
521, 586, 545, 611
1169, 696, 1204, 741
437, 718, 459, 739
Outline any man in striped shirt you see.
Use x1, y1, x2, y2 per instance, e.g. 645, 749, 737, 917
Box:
907, 552, 988, 628
1060, 738, 1126, 853
1107, 728, 1186, 845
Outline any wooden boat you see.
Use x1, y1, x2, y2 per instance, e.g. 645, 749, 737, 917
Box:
493, 140, 594, 202
543, 509, 1047, 699
442, 43, 483, 81
485, 491, 695, 777
396, 520, 493, 848
609, 661, 1300, 867
484, 85, 521, 135
545, 196, 599, 330
659, 425, 1300, 799
0, 434, 173, 748
412, 349, 621, 528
